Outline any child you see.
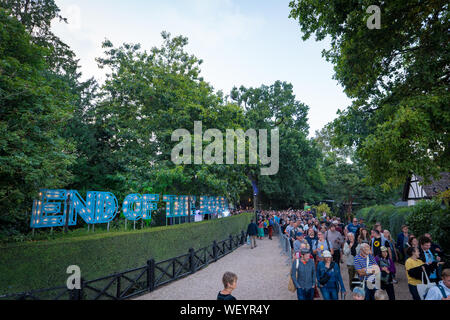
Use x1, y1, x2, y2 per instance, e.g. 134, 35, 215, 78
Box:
217, 272, 238, 300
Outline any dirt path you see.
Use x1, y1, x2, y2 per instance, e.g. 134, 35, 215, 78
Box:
134, 234, 412, 300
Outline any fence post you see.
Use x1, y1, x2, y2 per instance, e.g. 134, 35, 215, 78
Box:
213, 240, 218, 262
116, 274, 121, 299
147, 259, 155, 292
240, 231, 245, 245
189, 248, 196, 274
229, 234, 233, 250
70, 277, 83, 300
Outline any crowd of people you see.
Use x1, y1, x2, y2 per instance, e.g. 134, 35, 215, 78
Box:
240, 209, 448, 301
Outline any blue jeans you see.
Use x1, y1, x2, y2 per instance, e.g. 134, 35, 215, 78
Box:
297, 288, 314, 300
320, 287, 339, 300
365, 286, 376, 300
408, 284, 421, 300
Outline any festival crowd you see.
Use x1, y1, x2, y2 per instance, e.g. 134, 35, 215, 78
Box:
243, 209, 448, 301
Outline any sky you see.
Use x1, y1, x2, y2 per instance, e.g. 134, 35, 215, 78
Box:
51, 0, 352, 137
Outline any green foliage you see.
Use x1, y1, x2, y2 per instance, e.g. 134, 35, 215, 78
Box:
357, 201, 449, 256
356, 204, 413, 237
289, 0, 450, 188
406, 200, 442, 238
405, 200, 449, 257
230, 81, 325, 208
313, 203, 331, 216
0, 9, 76, 237
314, 126, 401, 216
0, 212, 253, 295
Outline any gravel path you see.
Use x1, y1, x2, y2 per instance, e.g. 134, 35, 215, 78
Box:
134, 234, 412, 300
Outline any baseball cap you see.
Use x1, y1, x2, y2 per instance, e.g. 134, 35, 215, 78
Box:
300, 248, 310, 255
323, 250, 332, 258
380, 246, 388, 252
296, 232, 304, 237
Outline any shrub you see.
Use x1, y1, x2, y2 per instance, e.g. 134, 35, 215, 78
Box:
0, 212, 252, 295
356, 205, 413, 237
406, 200, 442, 237
313, 203, 331, 216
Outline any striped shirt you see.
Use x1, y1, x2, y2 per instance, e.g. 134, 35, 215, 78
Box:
354, 254, 377, 281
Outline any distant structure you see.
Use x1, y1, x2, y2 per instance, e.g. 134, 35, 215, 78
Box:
402, 172, 450, 206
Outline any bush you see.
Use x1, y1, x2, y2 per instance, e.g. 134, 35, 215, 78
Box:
356, 204, 413, 236
406, 200, 442, 237
0, 212, 252, 295
357, 200, 449, 260
406, 200, 449, 259
313, 203, 331, 216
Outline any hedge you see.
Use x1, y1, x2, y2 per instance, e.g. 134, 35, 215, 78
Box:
356, 201, 449, 258
0, 212, 253, 295
356, 205, 413, 237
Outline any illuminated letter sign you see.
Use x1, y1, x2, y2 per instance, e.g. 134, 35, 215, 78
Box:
30, 189, 227, 229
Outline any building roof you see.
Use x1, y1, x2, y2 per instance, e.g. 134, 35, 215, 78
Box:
402, 172, 450, 201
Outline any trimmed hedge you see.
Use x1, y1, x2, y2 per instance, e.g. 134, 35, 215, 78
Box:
356, 205, 413, 237
0, 213, 253, 295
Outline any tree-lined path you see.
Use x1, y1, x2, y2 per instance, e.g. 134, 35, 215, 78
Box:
135, 234, 412, 300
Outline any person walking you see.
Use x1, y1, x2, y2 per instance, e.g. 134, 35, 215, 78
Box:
418, 236, 441, 284
396, 225, 409, 264
405, 246, 444, 300
354, 243, 380, 300
345, 218, 360, 238
425, 268, 450, 300
317, 250, 346, 300
305, 228, 317, 256
268, 216, 274, 240
358, 228, 370, 245
257, 218, 265, 240
312, 231, 333, 265
291, 248, 316, 300
375, 246, 396, 300
343, 232, 360, 290
325, 223, 344, 264
246, 219, 258, 249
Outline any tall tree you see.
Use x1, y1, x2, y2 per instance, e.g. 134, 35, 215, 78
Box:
0, 9, 76, 237
289, 0, 449, 188
230, 81, 325, 208
90, 32, 249, 204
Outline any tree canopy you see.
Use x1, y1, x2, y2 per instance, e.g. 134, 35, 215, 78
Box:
289, 0, 449, 188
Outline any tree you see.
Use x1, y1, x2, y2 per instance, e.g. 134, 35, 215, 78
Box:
289, 0, 449, 188
0, 9, 76, 237
314, 126, 401, 219
88, 32, 249, 204
230, 81, 325, 208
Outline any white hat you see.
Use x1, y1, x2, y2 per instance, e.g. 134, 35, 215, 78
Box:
323, 250, 332, 258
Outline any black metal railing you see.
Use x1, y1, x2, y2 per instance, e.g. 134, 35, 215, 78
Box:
0, 230, 247, 300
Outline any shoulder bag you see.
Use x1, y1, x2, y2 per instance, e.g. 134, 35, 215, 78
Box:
288, 259, 299, 292
417, 266, 436, 300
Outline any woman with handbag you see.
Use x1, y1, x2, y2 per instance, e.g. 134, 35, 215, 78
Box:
405, 246, 444, 300
316, 250, 346, 300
